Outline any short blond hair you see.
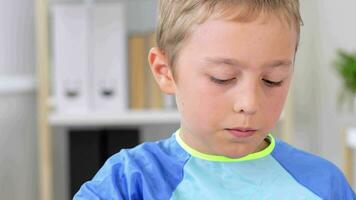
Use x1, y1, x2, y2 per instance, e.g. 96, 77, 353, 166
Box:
157, 0, 302, 69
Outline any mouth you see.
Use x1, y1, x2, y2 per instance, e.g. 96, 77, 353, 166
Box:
225, 127, 258, 138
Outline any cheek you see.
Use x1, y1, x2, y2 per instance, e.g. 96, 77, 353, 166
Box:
262, 86, 290, 129
177, 79, 226, 127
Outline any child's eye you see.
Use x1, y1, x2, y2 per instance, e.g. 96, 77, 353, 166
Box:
210, 77, 236, 85
263, 79, 283, 87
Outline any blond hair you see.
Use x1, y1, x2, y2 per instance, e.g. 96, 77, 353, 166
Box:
157, 0, 302, 69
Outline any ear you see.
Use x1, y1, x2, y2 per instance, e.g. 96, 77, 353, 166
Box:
148, 47, 176, 94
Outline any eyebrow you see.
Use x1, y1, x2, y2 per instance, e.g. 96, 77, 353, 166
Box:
203, 57, 292, 69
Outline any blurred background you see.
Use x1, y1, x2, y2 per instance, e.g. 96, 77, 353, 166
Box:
0, 0, 355, 200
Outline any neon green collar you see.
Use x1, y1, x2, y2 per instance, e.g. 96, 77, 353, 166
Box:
175, 129, 275, 162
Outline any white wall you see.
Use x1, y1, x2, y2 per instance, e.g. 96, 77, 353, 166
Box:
0, 0, 38, 199
0, 94, 38, 200
292, 0, 356, 187
292, 0, 322, 153
316, 0, 356, 164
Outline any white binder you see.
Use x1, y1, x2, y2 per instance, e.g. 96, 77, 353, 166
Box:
92, 3, 127, 113
53, 5, 90, 114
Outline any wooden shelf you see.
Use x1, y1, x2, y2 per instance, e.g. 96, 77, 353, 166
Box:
49, 110, 180, 127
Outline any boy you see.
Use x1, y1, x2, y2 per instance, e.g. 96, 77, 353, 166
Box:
74, 0, 355, 199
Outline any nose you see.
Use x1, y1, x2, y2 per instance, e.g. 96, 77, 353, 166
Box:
233, 80, 259, 115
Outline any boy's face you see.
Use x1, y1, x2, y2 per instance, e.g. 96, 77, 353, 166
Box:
150, 13, 297, 158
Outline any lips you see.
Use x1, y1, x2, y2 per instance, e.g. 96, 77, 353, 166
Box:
225, 127, 258, 138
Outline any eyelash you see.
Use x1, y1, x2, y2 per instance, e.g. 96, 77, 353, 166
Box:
210, 77, 236, 85
210, 77, 283, 87
263, 79, 283, 87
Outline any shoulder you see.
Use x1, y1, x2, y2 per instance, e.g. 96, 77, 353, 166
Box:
74, 134, 190, 200
272, 139, 338, 173
271, 139, 355, 200
97, 135, 189, 180
107, 134, 189, 171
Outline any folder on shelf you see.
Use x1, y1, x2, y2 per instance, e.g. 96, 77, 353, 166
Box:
53, 5, 90, 114
92, 3, 127, 113
128, 34, 146, 110
52, 3, 127, 114
129, 31, 165, 110
145, 32, 164, 109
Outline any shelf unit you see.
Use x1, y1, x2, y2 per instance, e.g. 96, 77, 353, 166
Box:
35, 0, 180, 199
36, 0, 52, 199
0, 75, 37, 95
49, 110, 180, 127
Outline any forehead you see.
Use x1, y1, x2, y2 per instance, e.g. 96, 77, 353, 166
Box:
203, 57, 292, 71
177, 13, 297, 71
